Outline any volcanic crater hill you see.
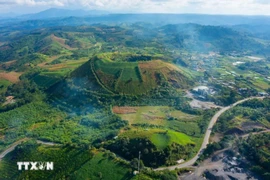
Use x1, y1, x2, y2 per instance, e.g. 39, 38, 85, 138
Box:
66, 56, 192, 95
47, 55, 194, 111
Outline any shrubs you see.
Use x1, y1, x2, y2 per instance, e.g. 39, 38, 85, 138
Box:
239, 133, 270, 179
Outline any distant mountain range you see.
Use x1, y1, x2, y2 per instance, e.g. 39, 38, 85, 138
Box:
0, 8, 108, 20
0, 12, 18, 18
0, 8, 270, 29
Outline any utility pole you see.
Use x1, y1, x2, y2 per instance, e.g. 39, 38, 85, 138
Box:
138, 151, 141, 172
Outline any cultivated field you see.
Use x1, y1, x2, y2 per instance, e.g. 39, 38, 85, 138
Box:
113, 106, 198, 126
0, 71, 21, 83
92, 58, 191, 95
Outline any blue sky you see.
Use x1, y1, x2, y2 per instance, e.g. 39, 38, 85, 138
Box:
0, 0, 270, 15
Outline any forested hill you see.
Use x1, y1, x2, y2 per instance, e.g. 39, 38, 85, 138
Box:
0, 24, 268, 63
159, 24, 266, 54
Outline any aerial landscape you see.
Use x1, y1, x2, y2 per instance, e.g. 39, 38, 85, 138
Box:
0, 0, 270, 180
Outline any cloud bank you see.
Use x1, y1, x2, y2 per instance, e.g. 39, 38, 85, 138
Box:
0, 0, 269, 15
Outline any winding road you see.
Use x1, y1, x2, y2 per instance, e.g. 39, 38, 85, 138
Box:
0, 97, 267, 169
0, 139, 60, 161
0, 138, 28, 161
155, 96, 265, 171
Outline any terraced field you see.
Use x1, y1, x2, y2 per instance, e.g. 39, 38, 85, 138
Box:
91, 57, 192, 95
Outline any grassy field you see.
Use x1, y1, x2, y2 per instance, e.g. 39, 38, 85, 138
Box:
150, 130, 195, 149
0, 79, 11, 93
120, 128, 195, 150
113, 106, 201, 137
114, 106, 198, 126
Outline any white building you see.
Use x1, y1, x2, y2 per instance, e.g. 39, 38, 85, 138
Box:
192, 86, 210, 95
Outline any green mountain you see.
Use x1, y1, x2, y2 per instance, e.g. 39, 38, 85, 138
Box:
72, 55, 192, 95
0, 24, 268, 65
0, 32, 73, 62
160, 24, 266, 54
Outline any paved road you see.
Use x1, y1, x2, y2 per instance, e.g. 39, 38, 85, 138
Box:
0, 139, 60, 161
155, 96, 265, 171
0, 138, 28, 161
36, 140, 61, 146
0, 97, 266, 168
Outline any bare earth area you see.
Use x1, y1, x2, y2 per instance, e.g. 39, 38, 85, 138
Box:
185, 91, 222, 109
112, 106, 138, 114
181, 148, 260, 180
0, 71, 21, 83
51, 34, 77, 50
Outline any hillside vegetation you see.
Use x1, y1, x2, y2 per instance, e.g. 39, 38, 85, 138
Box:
0, 22, 269, 179
90, 55, 192, 95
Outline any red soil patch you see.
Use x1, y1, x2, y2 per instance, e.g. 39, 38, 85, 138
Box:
51, 34, 76, 50
0, 71, 21, 83
139, 60, 181, 72
48, 64, 67, 71
139, 60, 164, 69
139, 60, 183, 81
0, 60, 17, 69
112, 106, 138, 114
51, 34, 66, 44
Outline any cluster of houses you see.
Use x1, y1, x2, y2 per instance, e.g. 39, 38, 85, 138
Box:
258, 92, 269, 96
191, 85, 269, 102
238, 88, 269, 97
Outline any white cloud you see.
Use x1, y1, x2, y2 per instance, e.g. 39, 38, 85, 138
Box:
16, 0, 64, 6
0, 0, 269, 15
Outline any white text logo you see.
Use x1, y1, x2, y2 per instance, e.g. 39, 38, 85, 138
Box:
17, 162, 54, 171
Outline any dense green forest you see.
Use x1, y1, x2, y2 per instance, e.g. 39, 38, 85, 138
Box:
214, 98, 270, 134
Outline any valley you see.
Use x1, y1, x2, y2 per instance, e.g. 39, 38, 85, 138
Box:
0, 15, 269, 180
